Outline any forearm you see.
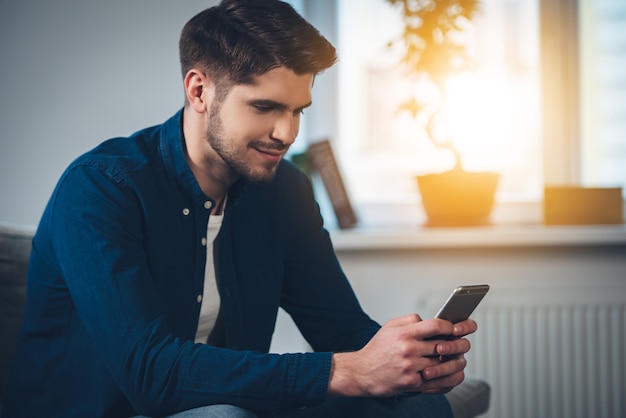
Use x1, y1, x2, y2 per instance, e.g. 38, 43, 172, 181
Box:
153, 347, 333, 414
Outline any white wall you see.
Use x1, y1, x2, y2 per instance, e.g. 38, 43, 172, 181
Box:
0, 0, 219, 226
0, 0, 339, 227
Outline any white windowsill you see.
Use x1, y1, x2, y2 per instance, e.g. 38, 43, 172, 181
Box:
325, 200, 626, 250
329, 223, 626, 251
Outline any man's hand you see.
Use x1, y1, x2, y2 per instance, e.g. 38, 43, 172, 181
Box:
327, 313, 477, 397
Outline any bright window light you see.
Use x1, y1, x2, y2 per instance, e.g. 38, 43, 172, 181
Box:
336, 0, 542, 204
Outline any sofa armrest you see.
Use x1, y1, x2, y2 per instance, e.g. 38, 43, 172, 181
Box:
445, 377, 491, 418
0, 222, 35, 397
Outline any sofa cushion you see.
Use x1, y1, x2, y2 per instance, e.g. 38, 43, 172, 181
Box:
0, 222, 35, 397
445, 377, 491, 418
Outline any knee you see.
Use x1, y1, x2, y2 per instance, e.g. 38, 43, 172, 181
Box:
202, 404, 258, 418
161, 404, 258, 418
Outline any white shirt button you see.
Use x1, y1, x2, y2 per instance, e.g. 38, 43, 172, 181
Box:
197, 294, 202, 303
204, 201, 213, 210
201, 237, 207, 246
182, 208, 190, 216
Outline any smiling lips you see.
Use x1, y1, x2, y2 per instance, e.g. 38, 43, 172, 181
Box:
252, 143, 288, 162
254, 147, 284, 163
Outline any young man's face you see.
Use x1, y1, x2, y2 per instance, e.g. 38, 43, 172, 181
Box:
206, 66, 313, 182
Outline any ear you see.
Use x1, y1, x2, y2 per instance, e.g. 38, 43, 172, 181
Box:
184, 69, 215, 113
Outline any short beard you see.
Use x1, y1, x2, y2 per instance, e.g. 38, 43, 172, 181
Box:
206, 99, 281, 183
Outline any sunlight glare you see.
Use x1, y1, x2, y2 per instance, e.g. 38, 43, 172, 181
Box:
441, 72, 513, 172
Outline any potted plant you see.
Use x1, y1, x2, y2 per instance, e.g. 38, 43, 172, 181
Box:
385, 0, 499, 226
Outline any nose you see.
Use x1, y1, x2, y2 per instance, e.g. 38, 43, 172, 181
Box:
270, 113, 299, 146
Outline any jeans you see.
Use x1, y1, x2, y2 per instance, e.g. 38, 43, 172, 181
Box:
134, 404, 258, 418
276, 394, 453, 418
134, 393, 452, 418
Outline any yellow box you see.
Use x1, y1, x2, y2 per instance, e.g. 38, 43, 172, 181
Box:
543, 186, 624, 225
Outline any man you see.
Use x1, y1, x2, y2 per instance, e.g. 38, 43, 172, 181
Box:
3, 1, 477, 417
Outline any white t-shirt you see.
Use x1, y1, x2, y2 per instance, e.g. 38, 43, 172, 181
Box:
194, 213, 223, 343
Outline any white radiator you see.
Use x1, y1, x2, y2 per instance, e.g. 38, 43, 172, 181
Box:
464, 292, 626, 418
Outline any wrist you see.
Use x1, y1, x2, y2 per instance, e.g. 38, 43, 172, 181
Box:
327, 352, 363, 397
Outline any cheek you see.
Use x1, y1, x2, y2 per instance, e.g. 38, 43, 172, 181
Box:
220, 109, 272, 142
240, 120, 272, 144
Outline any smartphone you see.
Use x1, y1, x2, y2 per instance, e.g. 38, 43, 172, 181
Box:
434, 284, 490, 323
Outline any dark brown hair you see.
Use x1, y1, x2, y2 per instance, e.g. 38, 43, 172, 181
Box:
179, 0, 337, 88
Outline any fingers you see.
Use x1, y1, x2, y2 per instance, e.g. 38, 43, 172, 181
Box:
419, 318, 478, 343
452, 319, 478, 337
411, 318, 456, 341
421, 377, 462, 395
420, 372, 465, 395
435, 337, 471, 357
383, 315, 477, 340
383, 313, 423, 327
418, 355, 467, 395
421, 355, 467, 381
384, 316, 473, 356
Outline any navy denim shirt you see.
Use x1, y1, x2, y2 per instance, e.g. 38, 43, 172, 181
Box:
4, 110, 380, 417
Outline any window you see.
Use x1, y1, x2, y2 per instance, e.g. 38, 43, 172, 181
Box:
294, 0, 625, 226
580, 0, 626, 189
336, 0, 542, 205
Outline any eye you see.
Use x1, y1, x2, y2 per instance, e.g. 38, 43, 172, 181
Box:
252, 104, 273, 113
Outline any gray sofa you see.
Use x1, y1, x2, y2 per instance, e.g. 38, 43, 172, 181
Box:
0, 221, 489, 417
0, 222, 32, 407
